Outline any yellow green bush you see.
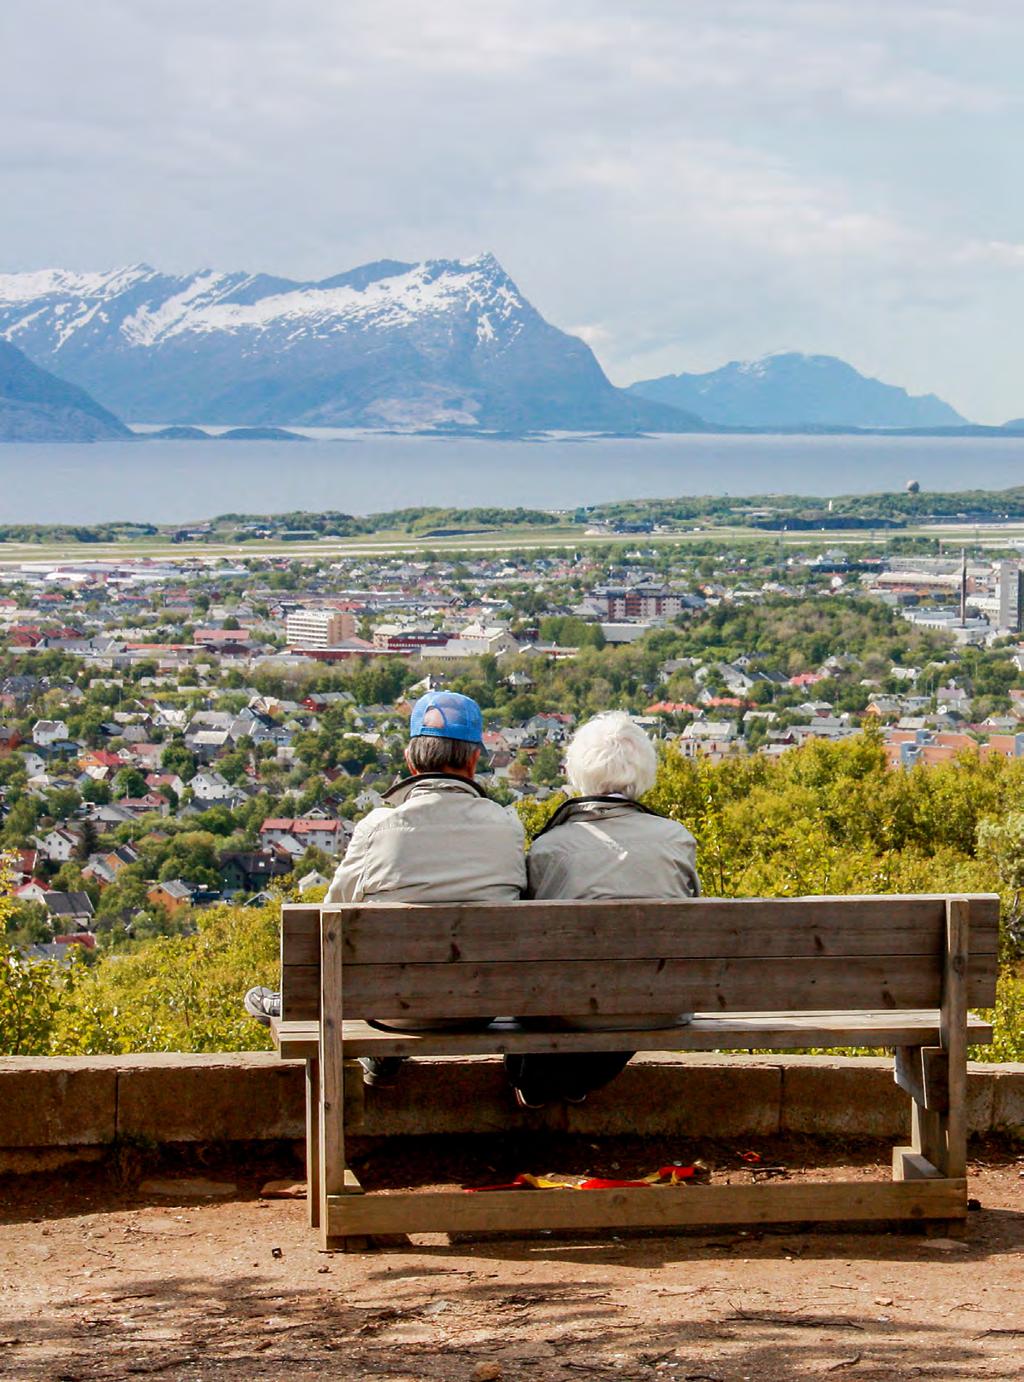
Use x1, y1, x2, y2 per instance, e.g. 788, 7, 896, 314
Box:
4, 732, 1024, 1059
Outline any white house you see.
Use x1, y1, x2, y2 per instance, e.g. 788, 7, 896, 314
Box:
32, 720, 69, 746
259, 817, 348, 857
36, 827, 81, 863
189, 770, 238, 803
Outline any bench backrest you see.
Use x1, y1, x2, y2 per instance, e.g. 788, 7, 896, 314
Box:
280, 894, 1000, 1023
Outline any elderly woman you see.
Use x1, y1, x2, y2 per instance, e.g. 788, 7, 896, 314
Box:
506, 710, 700, 1109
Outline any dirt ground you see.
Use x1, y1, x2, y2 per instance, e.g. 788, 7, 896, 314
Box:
2, 1137, 1023, 1382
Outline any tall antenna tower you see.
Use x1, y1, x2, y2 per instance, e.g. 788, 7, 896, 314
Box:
959, 547, 967, 625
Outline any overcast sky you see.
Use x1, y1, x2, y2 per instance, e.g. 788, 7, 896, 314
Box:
1, 1, 1021, 421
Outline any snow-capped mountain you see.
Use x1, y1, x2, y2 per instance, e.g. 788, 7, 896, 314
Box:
0, 255, 703, 432
627, 353, 968, 429
0, 337, 129, 442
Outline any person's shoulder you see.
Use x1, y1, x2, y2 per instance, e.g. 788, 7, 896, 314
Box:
527, 825, 569, 858
647, 814, 697, 845
351, 804, 394, 836
477, 795, 525, 832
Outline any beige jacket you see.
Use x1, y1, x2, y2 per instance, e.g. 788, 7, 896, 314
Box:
326, 774, 526, 905
526, 798, 700, 1030
325, 774, 525, 1032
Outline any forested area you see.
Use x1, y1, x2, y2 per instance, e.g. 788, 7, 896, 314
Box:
3, 730, 1022, 1060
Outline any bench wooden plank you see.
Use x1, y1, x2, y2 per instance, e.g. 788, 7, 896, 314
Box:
894, 1046, 949, 1112
285, 953, 997, 1022
318, 913, 348, 1239
893, 1148, 943, 1181
280, 896, 1000, 965
325, 1177, 967, 1238
941, 898, 969, 1180
272, 1011, 995, 1061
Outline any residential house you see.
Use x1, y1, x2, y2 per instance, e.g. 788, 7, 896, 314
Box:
82, 843, 140, 886
41, 890, 95, 929
11, 847, 39, 884
31, 719, 69, 746
259, 817, 349, 858
36, 827, 81, 864
189, 770, 238, 803
21, 751, 46, 778
524, 712, 576, 741
147, 879, 193, 916
14, 879, 49, 904
0, 725, 22, 752
188, 729, 233, 761
219, 848, 293, 893
90, 802, 143, 827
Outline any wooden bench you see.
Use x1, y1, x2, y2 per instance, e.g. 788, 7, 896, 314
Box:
269, 893, 999, 1249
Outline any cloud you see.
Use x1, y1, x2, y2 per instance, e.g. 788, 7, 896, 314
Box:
0, 0, 1021, 419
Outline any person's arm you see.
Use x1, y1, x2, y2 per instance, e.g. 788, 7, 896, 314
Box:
525, 838, 568, 899
507, 810, 528, 896
673, 832, 701, 897
324, 816, 376, 903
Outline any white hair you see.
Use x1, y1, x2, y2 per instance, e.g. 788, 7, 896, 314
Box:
564, 711, 658, 799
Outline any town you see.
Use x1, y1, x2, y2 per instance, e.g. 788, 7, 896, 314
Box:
5, 529, 1024, 959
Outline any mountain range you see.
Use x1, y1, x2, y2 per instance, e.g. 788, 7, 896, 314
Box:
627, 353, 969, 429
0, 337, 129, 441
0, 256, 702, 434
0, 254, 1013, 438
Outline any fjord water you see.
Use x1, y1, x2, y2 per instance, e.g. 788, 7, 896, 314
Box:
4, 432, 1024, 524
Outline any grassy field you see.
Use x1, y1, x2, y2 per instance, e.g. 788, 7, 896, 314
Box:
1, 518, 1023, 565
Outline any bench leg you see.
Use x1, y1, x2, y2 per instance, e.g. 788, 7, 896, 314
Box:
306, 1057, 320, 1230
939, 899, 968, 1183
319, 915, 368, 1251
894, 900, 970, 1237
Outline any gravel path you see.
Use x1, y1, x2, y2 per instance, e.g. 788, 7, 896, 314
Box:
1, 1139, 1023, 1381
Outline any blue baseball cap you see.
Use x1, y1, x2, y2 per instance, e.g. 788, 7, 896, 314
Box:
409, 690, 483, 745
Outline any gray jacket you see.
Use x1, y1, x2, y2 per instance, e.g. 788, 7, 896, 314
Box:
326, 774, 526, 905
527, 798, 699, 903
526, 797, 700, 1030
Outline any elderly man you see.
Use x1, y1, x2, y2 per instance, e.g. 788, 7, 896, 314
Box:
506, 710, 700, 1109
245, 690, 526, 1085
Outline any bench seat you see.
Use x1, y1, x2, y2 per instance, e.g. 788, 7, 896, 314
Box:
271, 1010, 994, 1062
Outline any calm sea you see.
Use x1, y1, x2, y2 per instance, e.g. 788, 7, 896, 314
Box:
4, 430, 1024, 525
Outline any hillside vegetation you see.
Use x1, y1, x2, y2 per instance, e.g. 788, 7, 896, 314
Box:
4, 731, 1023, 1060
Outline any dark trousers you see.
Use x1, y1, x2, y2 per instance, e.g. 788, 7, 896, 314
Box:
504, 1051, 634, 1104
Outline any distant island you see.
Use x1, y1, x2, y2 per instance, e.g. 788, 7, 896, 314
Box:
7, 486, 1024, 547
628, 352, 969, 430
146, 425, 310, 442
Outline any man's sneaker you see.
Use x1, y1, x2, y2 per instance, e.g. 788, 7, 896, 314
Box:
359, 1056, 404, 1088
244, 987, 281, 1027
563, 1093, 588, 1106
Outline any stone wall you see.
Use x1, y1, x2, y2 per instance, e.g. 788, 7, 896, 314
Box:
1, 1052, 1022, 1172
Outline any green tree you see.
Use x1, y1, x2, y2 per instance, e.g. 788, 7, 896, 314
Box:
112, 767, 147, 799
2, 797, 41, 846
161, 742, 197, 781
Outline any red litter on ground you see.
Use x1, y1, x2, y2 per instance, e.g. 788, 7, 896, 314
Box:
466, 1166, 698, 1193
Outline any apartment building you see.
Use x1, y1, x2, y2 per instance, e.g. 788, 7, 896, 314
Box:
285, 608, 356, 648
